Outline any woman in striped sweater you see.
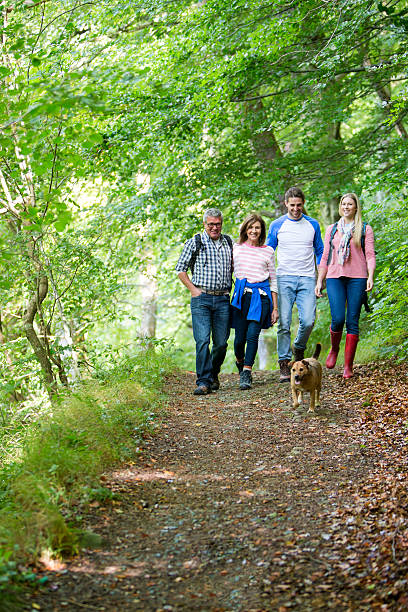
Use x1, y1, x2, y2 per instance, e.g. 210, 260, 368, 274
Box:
231, 213, 279, 390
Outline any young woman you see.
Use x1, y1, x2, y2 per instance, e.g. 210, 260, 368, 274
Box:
315, 193, 376, 378
231, 213, 279, 390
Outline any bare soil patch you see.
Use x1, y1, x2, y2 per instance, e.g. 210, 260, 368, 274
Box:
30, 362, 408, 611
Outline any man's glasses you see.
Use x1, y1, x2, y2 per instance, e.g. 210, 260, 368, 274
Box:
206, 222, 222, 228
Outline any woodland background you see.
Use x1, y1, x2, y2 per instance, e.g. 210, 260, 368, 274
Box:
0, 0, 408, 590
1, 0, 408, 403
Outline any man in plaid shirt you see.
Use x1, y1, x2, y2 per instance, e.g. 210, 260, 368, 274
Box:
176, 208, 233, 395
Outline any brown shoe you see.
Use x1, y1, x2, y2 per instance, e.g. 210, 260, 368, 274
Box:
211, 376, 220, 391
293, 346, 304, 361
193, 385, 212, 396
279, 360, 290, 383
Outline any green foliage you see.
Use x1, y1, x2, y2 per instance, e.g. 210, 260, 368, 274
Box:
0, 345, 176, 590
1, 0, 407, 394
366, 195, 408, 357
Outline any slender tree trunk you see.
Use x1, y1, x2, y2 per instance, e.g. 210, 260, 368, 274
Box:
364, 57, 407, 139
0, 312, 25, 402
321, 121, 346, 225
243, 98, 291, 214
40, 244, 80, 385
139, 267, 158, 340
140, 297, 157, 338
1, 4, 60, 391
23, 275, 56, 390
258, 332, 268, 370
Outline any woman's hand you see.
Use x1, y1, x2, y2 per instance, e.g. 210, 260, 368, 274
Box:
271, 308, 279, 325
366, 270, 374, 292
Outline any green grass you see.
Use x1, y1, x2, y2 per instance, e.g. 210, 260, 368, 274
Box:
0, 345, 176, 595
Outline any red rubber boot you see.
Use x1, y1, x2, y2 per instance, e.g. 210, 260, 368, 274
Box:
326, 328, 343, 369
343, 334, 359, 379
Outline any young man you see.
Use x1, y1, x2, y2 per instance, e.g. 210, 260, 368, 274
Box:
266, 187, 324, 382
176, 208, 233, 395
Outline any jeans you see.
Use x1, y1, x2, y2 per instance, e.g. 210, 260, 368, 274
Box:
233, 293, 269, 367
277, 275, 316, 362
326, 277, 367, 335
190, 293, 230, 387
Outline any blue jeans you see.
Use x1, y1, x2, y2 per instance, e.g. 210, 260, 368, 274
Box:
233, 293, 270, 367
190, 293, 230, 387
326, 277, 367, 335
277, 275, 316, 362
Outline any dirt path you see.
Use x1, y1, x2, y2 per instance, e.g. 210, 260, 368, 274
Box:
32, 364, 408, 611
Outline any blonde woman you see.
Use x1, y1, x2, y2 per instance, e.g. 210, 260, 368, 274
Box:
315, 193, 376, 378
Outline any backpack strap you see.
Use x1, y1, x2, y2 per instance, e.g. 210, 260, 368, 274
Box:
326, 222, 338, 266
361, 222, 367, 256
223, 234, 234, 276
189, 233, 203, 274
223, 234, 233, 249
189, 233, 233, 276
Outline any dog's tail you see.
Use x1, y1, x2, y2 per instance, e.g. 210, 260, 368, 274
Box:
313, 343, 322, 360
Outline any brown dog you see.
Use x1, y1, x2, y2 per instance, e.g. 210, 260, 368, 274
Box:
289, 343, 322, 413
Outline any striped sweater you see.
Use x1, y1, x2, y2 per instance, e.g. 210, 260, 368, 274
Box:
233, 243, 278, 293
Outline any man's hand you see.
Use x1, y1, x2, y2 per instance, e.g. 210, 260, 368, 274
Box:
178, 271, 202, 297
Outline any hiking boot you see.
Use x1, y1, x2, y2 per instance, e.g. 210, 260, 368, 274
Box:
293, 346, 304, 362
193, 385, 212, 396
239, 369, 252, 390
279, 360, 291, 383
235, 360, 244, 374
211, 376, 220, 391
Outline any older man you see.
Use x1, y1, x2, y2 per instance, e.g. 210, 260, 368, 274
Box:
176, 208, 233, 395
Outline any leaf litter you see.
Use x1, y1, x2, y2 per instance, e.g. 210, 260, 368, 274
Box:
31, 361, 408, 611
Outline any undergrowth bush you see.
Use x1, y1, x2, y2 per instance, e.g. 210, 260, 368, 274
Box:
0, 344, 176, 594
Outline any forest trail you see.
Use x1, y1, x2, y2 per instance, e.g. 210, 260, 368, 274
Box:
33, 362, 408, 611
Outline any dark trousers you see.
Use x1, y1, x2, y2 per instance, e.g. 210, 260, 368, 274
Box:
326, 277, 367, 335
190, 293, 230, 387
233, 294, 269, 367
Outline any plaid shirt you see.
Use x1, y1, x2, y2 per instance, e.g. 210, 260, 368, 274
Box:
175, 231, 233, 291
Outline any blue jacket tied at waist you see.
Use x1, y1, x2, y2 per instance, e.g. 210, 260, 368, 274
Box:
231, 278, 272, 322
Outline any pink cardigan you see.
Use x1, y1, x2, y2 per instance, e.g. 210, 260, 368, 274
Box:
319, 223, 376, 278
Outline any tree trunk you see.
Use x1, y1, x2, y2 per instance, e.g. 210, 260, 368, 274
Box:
1, 4, 63, 392
258, 332, 268, 370
139, 264, 158, 340
23, 276, 56, 391
243, 98, 290, 215
364, 57, 407, 139
321, 121, 346, 225
321, 196, 340, 226
0, 312, 25, 402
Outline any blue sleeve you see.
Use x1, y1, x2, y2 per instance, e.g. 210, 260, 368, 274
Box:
266, 216, 286, 249
309, 218, 324, 264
